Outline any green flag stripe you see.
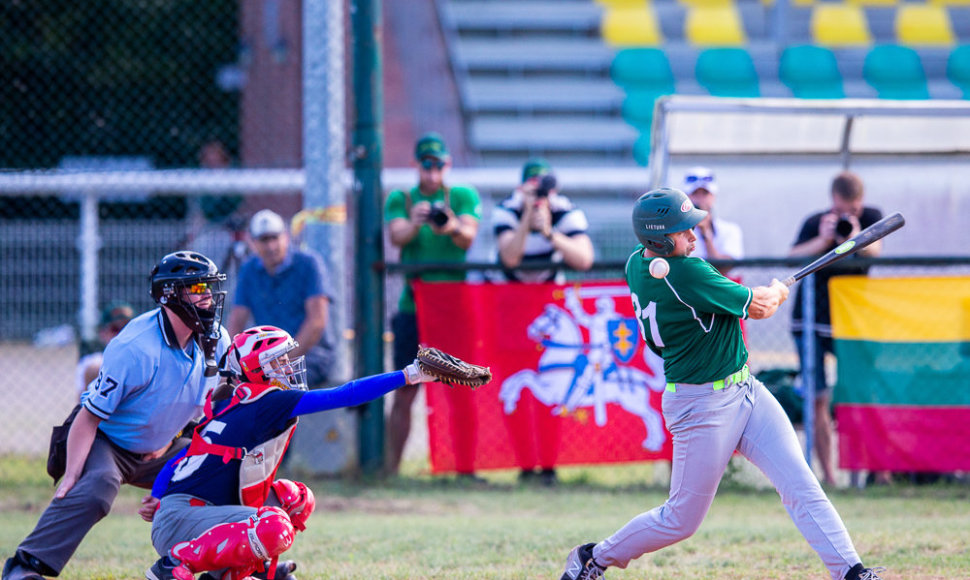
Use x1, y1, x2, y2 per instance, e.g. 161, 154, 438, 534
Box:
834, 339, 970, 406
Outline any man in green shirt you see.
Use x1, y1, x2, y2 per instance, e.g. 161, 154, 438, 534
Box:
384, 132, 482, 478
560, 188, 883, 580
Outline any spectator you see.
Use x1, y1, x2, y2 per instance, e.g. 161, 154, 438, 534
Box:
491, 159, 594, 485
2, 251, 230, 580
384, 132, 482, 479
143, 325, 445, 580
75, 301, 136, 400
227, 209, 335, 388
789, 171, 883, 487
682, 166, 744, 271
494, 158, 594, 282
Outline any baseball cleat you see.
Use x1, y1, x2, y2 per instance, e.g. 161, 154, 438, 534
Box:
560, 543, 606, 580
252, 560, 298, 580
845, 563, 886, 580
145, 557, 177, 580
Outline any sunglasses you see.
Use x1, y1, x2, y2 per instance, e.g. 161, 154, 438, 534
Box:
685, 174, 715, 183
186, 282, 211, 295
420, 158, 446, 171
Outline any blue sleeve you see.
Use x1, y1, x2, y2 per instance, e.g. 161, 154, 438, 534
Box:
290, 371, 407, 417
152, 447, 187, 499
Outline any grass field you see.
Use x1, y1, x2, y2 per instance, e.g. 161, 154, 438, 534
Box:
1, 457, 968, 579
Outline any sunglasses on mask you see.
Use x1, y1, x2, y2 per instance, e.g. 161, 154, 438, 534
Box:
685, 174, 714, 184
420, 158, 446, 171
186, 283, 211, 295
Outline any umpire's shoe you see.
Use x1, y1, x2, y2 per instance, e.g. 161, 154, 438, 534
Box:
560, 543, 606, 580
2, 556, 45, 580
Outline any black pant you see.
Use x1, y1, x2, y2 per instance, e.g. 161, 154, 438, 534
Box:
15, 433, 187, 575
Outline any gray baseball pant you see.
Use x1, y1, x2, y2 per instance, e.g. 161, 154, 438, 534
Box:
151, 493, 257, 557
593, 377, 860, 580
14, 434, 186, 575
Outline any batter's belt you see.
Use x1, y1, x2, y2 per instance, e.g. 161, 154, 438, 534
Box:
665, 365, 750, 393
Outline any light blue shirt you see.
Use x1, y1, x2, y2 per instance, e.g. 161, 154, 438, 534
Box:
81, 308, 230, 454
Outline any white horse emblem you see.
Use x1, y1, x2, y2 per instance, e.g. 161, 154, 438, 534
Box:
498, 288, 668, 451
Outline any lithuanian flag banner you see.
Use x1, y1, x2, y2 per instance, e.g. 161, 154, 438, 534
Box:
830, 276, 970, 472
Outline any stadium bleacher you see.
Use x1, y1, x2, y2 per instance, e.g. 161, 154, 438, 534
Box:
440, 0, 970, 166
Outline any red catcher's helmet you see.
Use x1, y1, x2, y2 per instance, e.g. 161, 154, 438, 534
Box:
225, 326, 307, 390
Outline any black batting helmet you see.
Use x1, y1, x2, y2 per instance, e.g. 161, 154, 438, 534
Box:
632, 187, 708, 256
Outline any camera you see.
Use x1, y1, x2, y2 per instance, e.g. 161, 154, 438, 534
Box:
535, 174, 557, 198
835, 214, 854, 238
428, 201, 450, 227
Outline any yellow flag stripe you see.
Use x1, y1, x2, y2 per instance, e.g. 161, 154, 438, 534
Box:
830, 276, 970, 342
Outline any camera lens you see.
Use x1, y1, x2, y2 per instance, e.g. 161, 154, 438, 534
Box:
835, 216, 854, 238
535, 174, 557, 198
429, 202, 449, 227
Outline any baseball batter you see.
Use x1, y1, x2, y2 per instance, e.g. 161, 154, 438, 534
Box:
560, 188, 883, 580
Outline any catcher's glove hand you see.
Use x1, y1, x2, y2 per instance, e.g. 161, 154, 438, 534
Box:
404, 346, 492, 388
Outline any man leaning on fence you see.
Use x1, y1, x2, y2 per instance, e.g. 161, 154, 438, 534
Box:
2, 251, 230, 580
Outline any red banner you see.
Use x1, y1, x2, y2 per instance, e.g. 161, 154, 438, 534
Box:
413, 280, 672, 474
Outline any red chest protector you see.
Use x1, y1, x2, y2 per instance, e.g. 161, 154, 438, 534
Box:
182, 382, 298, 507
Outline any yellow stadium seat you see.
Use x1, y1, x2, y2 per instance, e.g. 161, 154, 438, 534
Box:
679, 0, 734, 7
602, 6, 662, 46
595, 0, 648, 8
896, 4, 955, 46
812, 4, 872, 47
844, 0, 898, 6
685, 6, 746, 46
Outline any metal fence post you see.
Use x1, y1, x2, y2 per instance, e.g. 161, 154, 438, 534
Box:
801, 273, 816, 467
78, 190, 101, 350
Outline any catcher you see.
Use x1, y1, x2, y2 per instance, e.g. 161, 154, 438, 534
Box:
143, 326, 489, 580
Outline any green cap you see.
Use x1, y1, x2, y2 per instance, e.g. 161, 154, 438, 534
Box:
414, 132, 450, 161
100, 301, 135, 329
521, 158, 552, 183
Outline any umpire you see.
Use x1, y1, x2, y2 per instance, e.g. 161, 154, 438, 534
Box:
2, 252, 231, 580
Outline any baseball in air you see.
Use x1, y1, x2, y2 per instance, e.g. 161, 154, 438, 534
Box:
649, 258, 670, 279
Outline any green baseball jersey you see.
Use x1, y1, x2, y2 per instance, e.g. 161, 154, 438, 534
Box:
384, 184, 482, 313
625, 245, 753, 384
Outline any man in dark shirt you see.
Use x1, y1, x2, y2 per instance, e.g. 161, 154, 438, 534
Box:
789, 171, 883, 487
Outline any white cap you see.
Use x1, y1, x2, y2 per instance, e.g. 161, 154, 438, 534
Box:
683, 166, 718, 195
249, 209, 286, 238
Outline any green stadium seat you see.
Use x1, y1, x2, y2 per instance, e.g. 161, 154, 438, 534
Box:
632, 132, 652, 167
863, 44, 930, 99
946, 45, 970, 98
610, 48, 676, 93
695, 48, 761, 97
620, 89, 668, 131
780, 45, 845, 98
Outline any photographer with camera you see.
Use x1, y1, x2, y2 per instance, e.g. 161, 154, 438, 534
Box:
384, 132, 482, 479
494, 158, 594, 284
789, 171, 883, 488
492, 158, 594, 486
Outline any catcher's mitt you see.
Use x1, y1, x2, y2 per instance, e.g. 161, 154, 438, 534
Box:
415, 346, 492, 388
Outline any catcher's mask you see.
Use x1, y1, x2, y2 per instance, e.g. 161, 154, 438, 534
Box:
224, 326, 308, 391
150, 251, 227, 338
632, 187, 707, 256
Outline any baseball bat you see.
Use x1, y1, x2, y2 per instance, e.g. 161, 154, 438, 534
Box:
781, 211, 905, 287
